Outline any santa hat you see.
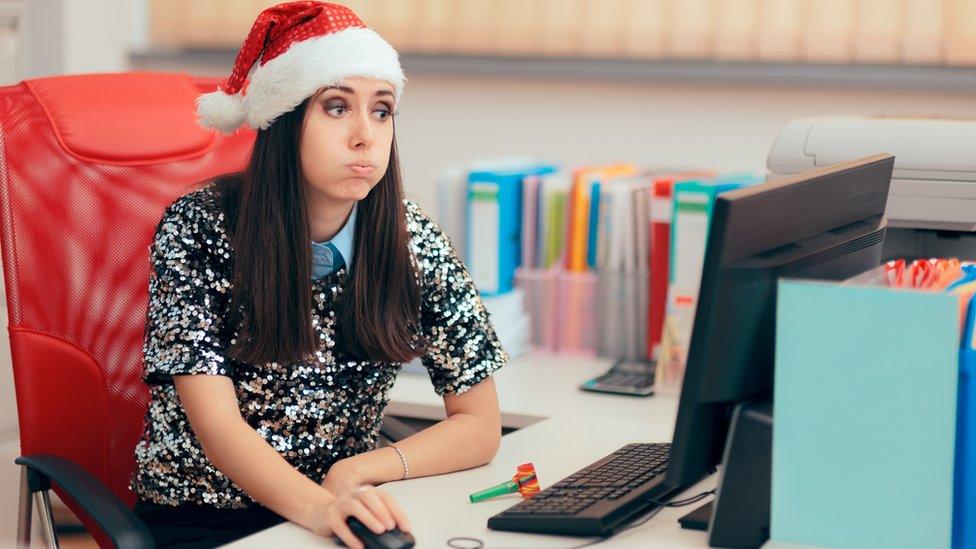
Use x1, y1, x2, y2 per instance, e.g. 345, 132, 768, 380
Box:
196, 1, 405, 134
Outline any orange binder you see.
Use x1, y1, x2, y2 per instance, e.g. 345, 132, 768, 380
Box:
565, 164, 637, 272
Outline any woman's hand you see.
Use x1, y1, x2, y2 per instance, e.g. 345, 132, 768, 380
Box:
321, 457, 366, 497
306, 484, 411, 549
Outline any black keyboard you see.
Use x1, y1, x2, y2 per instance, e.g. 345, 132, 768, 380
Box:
487, 443, 673, 537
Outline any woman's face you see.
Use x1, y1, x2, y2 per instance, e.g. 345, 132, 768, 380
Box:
299, 77, 396, 202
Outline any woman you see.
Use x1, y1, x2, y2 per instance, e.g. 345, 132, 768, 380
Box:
129, 3, 507, 548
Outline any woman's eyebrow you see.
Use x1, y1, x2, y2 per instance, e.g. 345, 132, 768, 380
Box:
322, 85, 394, 98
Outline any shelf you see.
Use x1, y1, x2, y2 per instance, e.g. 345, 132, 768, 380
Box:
129, 49, 976, 94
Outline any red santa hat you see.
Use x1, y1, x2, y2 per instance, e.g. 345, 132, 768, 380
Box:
196, 1, 405, 134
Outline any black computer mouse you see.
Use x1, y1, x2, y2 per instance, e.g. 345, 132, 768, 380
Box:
333, 516, 416, 548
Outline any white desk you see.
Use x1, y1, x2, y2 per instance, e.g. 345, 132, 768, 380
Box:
228, 354, 719, 548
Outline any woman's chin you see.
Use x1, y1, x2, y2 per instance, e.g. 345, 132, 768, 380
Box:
306, 177, 377, 202
343, 188, 371, 201
344, 179, 378, 200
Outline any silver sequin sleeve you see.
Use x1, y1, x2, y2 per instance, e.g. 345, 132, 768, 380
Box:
405, 201, 509, 396
143, 196, 234, 382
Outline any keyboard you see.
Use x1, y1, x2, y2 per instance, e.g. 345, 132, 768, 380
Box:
487, 442, 673, 537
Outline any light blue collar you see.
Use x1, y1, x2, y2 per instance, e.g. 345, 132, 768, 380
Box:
311, 202, 357, 278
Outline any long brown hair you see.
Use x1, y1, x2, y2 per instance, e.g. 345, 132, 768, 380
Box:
215, 96, 424, 365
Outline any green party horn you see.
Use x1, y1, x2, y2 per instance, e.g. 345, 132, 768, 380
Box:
469, 463, 540, 503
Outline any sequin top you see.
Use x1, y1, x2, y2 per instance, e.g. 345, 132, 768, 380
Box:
130, 186, 508, 508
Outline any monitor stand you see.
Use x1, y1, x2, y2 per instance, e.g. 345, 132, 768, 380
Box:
678, 400, 772, 548
678, 500, 713, 531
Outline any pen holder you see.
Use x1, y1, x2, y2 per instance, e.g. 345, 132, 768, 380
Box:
555, 270, 598, 356
514, 267, 558, 352
596, 269, 650, 360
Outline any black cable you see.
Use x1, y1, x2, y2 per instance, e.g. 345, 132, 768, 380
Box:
446, 537, 484, 549
600, 489, 717, 545
446, 489, 716, 548
564, 504, 667, 548
649, 488, 716, 508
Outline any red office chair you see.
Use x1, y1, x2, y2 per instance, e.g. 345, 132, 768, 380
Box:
0, 72, 255, 547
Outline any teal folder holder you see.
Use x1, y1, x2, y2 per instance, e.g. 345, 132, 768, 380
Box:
773, 280, 960, 549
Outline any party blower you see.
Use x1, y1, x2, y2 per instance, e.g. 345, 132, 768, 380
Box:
469, 463, 541, 503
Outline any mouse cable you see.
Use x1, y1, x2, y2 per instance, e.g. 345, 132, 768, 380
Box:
589, 488, 718, 546
648, 488, 716, 508
446, 489, 716, 549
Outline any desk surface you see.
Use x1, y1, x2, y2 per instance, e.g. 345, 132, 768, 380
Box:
227, 354, 718, 548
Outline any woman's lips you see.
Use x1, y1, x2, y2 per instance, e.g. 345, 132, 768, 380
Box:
347, 164, 375, 177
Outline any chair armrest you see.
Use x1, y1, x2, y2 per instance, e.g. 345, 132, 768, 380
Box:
16, 454, 154, 549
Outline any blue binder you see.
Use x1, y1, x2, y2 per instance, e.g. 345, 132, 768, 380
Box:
466, 163, 556, 296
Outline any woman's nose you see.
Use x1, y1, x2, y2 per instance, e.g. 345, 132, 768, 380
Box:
350, 110, 374, 149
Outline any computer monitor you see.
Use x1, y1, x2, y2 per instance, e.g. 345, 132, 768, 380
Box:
660, 154, 895, 493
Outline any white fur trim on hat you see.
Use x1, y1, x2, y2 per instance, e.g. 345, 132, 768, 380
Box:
243, 26, 405, 131
196, 88, 247, 134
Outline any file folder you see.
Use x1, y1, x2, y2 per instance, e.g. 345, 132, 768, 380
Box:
540, 172, 572, 269
660, 174, 762, 382
649, 178, 674, 357
596, 179, 649, 359
646, 171, 715, 357
466, 163, 556, 296
566, 164, 638, 272
436, 165, 468, 259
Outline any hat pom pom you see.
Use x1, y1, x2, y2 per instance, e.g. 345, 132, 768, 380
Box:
196, 90, 246, 133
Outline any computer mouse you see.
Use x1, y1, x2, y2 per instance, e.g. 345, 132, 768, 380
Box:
333, 516, 416, 548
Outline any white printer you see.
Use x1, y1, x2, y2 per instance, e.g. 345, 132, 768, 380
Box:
767, 116, 976, 259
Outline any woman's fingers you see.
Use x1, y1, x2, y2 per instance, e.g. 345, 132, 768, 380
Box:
345, 497, 387, 535
317, 486, 408, 548
355, 488, 397, 530
378, 490, 412, 532
328, 517, 363, 549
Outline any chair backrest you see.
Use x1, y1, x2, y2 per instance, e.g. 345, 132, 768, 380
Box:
0, 72, 255, 507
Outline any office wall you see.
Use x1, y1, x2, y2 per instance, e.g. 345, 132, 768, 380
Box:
22, 0, 62, 77
0, 1, 26, 85
61, 0, 130, 75
24, 0, 131, 78
391, 74, 976, 214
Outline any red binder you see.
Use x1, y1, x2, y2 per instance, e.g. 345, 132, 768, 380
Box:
648, 178, 673, 357
647, 171, 714, 358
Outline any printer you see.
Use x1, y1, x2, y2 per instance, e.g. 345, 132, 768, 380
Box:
767, 116, 976, 260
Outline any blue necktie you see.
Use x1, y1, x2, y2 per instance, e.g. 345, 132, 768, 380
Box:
326, 242, 345, 271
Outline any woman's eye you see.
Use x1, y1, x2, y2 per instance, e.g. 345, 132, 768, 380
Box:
373, 108, 392, 121
326, 104, 346, 116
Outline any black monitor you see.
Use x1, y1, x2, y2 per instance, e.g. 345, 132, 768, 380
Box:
661, 154, 895, 493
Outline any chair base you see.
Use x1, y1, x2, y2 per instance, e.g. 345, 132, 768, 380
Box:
18, 465, 59, 549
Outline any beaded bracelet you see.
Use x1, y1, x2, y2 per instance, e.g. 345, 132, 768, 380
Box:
391, 445, 409, 480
